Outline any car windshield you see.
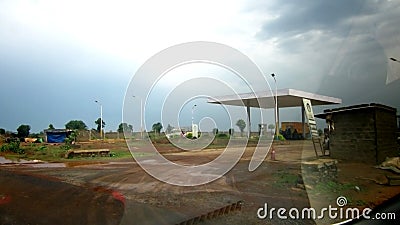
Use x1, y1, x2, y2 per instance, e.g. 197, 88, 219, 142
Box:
1, 0, 399, 224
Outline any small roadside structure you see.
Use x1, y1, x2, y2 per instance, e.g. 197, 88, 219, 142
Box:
44, 129, 73, 143
316, 103, 398, 164
64, 149, 110, 158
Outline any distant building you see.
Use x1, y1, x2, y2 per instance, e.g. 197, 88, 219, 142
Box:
281, 122, 310, 135
44, 129, 73, 143
316, 103, 398, 164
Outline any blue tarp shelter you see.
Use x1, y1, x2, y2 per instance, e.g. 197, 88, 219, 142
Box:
44, 129, 72, 143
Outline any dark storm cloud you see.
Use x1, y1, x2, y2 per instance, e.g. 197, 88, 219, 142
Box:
258, 0, 364, 39
0, 36, 131, 132
251, 0, 400, 55
246, 0, 400, 112
255, 0, 366, 39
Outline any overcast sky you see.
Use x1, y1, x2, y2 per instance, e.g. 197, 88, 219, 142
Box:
0, 0, 399, 133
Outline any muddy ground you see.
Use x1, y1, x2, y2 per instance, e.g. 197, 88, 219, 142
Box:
1, 140, 399, 225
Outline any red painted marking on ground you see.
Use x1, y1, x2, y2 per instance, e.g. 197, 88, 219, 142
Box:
111, 191, 125, 205
0, 195, 12, 205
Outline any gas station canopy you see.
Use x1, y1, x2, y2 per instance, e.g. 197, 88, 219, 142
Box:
207, 88, 342, 136
207, 89, 342, 109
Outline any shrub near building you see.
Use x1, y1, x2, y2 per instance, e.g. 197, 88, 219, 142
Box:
0, 139, 24, 154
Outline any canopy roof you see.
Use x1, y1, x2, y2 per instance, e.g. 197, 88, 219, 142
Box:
207, 88, 342, 108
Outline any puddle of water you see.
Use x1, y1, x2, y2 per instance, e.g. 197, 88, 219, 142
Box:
0, 156, 66, 168
108, 161, 135, 165
0, 156, 13, 164
29, 163, 66, 168
0, 156, 45, 165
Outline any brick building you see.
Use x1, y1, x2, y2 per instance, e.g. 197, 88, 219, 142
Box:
316, 103, 398, 164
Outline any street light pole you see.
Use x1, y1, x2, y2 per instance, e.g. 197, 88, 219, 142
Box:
133, 96, 143, 139
95, 100, 103, 140
271, 73, 278, 140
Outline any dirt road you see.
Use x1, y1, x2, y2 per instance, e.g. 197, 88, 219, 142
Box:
1, 141, 399, 224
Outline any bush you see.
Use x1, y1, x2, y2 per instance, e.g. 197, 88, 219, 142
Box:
60, 145, 71, 150
0, 140, 24, 154
37, 146, 47, 151
278, 134, 286, 141
216, 133, 229, 139
185, 132, 201, 139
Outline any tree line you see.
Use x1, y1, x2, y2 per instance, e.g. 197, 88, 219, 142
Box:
1, 118, 259, 139
0, 119, 135, 139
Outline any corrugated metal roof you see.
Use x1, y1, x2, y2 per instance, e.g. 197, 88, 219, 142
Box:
315, 103, 397, 119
